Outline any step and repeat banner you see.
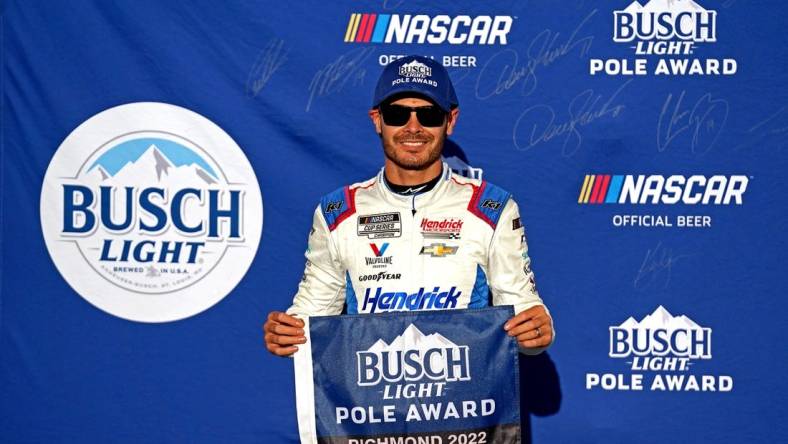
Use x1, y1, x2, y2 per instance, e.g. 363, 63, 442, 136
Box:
2, 1, 786, 443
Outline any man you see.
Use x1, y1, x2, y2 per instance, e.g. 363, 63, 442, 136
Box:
264, 55, 553, 357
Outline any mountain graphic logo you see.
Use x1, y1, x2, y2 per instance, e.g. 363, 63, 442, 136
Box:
83, 138, 219, 189
365, 324, 458, 352
621, 0, 709, 13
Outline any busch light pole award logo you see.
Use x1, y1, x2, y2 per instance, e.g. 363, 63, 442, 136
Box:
590, 0, 737, 76
586, 306, 733, 392
347, 325, 489, 425
40, 102, 263, 322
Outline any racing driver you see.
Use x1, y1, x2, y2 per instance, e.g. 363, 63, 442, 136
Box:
264, 55, 554, 357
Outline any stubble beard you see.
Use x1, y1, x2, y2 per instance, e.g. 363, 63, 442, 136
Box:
382, 129, 446, 171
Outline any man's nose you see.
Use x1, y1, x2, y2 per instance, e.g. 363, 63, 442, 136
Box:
403, 111, 422, 132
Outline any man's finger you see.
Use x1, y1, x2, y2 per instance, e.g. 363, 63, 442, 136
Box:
263, 321, 279, 334
503, 305, 546, 330
516, 324, 550, 342
268, 311, 305, 328
518, 330, 553, 348
266, 323, 304, 336
266, 342, 298, 357
274, 346, 298, 357
504, 311, 530, 330
506, 315, 547, 337
266, 333, 307, 346
276, 335, 307, 345
276, 312, 305, 327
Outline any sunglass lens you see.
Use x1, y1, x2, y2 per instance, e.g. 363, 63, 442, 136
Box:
380, 105, 411, 126
416, 107, 445, 127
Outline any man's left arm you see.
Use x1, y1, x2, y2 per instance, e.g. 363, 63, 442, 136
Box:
487, 198, 554, 354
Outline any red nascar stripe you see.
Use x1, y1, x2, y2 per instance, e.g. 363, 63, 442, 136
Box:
355, 14, 370, 43
589, 175, 603, 204
363, 14, 377, 42
596, 175, 612, 203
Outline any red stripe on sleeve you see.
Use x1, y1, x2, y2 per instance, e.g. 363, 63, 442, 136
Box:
328, 187, 358, 231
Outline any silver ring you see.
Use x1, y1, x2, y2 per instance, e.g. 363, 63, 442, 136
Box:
535, 327, 542, 338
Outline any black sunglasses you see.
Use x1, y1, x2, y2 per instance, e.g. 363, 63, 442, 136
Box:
379, 104, 447, 127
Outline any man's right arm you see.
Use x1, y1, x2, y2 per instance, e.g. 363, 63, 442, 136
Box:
287, 205, 348, 317
264, 205, 347, 356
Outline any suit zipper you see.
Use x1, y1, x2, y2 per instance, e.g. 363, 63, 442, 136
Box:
411, 194, 421, 295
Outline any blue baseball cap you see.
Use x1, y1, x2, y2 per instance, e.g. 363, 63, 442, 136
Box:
372, 55, 458, 112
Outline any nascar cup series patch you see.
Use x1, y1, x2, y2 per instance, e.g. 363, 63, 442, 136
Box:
294, 307, 521, 444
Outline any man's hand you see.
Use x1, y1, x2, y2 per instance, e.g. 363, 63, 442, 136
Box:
503, 305, 553, 350
263, 311, 306, 357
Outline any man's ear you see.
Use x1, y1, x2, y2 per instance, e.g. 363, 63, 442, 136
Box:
368, 108, 382, 135
445, 107, 460, 136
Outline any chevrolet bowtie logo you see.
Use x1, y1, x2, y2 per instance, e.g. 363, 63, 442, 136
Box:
420, 243, 458, 257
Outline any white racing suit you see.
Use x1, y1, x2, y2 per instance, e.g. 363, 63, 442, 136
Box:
288, 163, 552, 353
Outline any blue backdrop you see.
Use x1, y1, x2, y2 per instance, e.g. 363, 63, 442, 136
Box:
2, 1, 787, 443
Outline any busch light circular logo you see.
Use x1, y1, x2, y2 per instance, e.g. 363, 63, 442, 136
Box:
40, 102, 263, 322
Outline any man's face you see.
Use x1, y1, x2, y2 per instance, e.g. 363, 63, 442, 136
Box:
369, 96, 459, 171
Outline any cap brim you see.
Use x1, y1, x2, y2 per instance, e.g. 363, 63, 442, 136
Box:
374, 87, 452, 112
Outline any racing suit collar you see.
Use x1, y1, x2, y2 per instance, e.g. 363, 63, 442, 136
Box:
383, 171, 442, 196
376, 162, 453, 210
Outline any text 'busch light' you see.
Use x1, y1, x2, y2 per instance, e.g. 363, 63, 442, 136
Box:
61, 185, 243, 265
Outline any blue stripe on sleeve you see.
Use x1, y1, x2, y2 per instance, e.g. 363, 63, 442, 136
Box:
345, 272, 358, 314
476, 182, 511, 228
320, 186, 348, 228
469, 265, 490, 308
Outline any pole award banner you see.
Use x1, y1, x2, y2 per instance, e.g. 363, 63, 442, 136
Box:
294, 307, 521, 444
